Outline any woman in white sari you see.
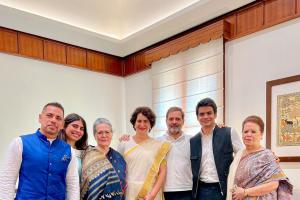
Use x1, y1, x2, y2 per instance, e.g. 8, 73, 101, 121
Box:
118, 106, 171, 200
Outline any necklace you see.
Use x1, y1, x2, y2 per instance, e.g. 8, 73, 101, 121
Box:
244, 146, 263, 155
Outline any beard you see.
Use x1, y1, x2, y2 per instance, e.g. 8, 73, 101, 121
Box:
168, 126, 182, 135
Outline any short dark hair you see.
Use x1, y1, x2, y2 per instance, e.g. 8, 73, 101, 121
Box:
242, 115, 264, 133
130, 106, 156, 131
43, 102, 64, 114
58, 113, 88, 150
195, 98, 217, 116
166, 107, 184, 120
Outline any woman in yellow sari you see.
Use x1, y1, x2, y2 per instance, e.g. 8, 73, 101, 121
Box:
118, 106, 171, 200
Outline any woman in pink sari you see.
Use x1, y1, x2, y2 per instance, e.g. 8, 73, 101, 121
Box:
227, 115, 293, 200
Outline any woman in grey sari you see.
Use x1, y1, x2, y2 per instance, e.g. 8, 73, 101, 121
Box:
227, 115, 293, 200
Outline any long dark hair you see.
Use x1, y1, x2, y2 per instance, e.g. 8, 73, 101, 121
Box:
58, 113, 88, 150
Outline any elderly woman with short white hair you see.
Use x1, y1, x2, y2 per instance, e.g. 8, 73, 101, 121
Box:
81, 118, 126, 200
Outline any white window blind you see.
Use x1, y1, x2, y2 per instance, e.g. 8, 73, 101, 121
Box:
151, 39, 224, 137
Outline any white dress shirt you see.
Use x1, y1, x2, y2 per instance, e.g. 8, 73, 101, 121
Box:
0, 137, 80, 200
157, 133, 193, 192
199, 128, 243, 183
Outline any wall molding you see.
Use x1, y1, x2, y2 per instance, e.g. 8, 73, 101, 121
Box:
0, 27, 123, 76
1, 0, 300, 77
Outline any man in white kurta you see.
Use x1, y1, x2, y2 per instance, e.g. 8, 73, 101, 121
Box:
0, 102, 79, 200
157, 107, 193, 200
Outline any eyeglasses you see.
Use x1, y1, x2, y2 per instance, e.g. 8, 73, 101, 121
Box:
97, 131, 112, 136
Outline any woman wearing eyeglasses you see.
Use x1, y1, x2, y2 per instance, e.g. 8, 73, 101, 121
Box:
81, 118, 126, 200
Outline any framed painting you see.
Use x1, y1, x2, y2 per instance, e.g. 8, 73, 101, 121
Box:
266, 74, 300, 162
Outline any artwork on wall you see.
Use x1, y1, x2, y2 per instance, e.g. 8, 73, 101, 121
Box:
266, 74, 300, 162
277, 92, 300, 146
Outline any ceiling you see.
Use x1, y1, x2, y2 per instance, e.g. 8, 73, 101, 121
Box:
0, 0, 254, 56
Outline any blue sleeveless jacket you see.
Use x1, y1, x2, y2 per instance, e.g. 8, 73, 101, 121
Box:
16, 130, 71, 200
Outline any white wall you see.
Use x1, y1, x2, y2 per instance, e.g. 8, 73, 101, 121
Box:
1, 14, 299, 197
122, 17, 300, 197
0, 53, 125, 164
124, 70, 152, 134
226, 18, 300, 197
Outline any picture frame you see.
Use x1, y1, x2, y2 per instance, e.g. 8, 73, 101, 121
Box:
266, 74, 300, 162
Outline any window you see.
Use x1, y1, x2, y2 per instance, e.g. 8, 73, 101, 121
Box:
151, 39, 224, 136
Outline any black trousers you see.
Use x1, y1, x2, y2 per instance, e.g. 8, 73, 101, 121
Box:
196, 182, 225, 200
164, 190, 192, 200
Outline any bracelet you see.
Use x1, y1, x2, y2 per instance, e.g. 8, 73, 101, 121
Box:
243, 188, 248, 197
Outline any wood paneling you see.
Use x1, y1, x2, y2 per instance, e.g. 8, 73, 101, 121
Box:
264, 0, 295, 27
236, 3, 264, 36
123, 56, 135, 76
44, 40, 66, 64
2, 0, 300, 77
225, 14, 237, 38
19, 33, 43, 59
135, 53, 148, 72
87, 51, 105, 72
297, 0, 300, 15
67, 46, 86, 68
124, 20, 228, 76
0, 28, 123, 76
143, 20, 226, 68
104, 55, 122, 76
0, 28, 18, 53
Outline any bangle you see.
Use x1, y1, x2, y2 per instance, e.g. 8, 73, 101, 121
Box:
244, 189, 248, 197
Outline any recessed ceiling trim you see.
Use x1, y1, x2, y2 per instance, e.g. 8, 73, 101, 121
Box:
0, 0, 254, 56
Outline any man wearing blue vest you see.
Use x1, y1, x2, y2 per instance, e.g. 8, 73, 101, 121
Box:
0, 102, 79, 200
190, 98, 243, 200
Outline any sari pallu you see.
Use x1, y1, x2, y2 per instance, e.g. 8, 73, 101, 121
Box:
227, 148, 293, 200
81, 146, 124, 200
124, 138, 170, 200
107, 148, 127, 194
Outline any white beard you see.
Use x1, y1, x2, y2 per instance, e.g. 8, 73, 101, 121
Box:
168, 127, 181, 135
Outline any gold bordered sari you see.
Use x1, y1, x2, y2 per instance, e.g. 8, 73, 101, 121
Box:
124, 138, 170, 200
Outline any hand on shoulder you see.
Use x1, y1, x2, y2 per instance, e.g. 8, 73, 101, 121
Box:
119, 134, 130, 142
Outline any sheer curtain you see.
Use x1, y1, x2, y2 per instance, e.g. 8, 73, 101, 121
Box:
151, 38, 224, 137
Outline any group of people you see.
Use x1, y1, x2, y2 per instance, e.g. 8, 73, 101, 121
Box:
0, 98, 293, 200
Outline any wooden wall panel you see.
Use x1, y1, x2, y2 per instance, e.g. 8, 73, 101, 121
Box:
44, 40, 66, 64
67, 46, 86, 68
297, 0, 300, 15
123, 56, 135, 76
87, 51, 105, 72
19, 33, 43, 59
225, 14, 237, 39
236, 3, 264, 36
141, 20, 226, 71
2, 0, 300, 77
0, 28, 18, 54
264, 0, 295, 27
170, 37, 189, 55
104, 55, 122, 76
135, 53, 148, 71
